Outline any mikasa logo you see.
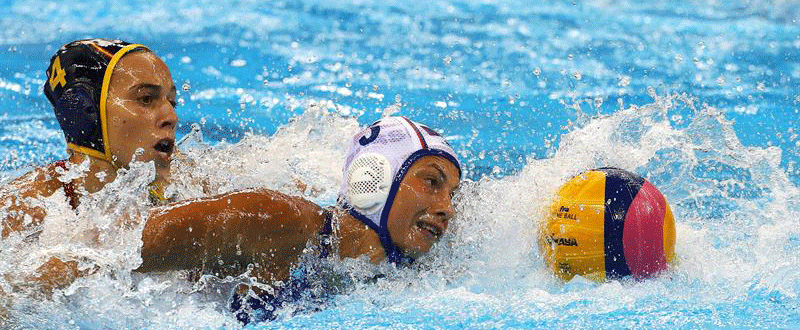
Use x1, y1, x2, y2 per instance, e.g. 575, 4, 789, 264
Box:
545, 235, 578, 246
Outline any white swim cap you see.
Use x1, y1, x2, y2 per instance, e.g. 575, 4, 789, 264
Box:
339, 116, 461, 263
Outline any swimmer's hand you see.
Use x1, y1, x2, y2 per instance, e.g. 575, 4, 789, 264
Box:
291, 178, 323, 197
23, 257, 99, 295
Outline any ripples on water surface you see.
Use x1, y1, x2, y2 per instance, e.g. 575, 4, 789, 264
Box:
1, 0, 799, 328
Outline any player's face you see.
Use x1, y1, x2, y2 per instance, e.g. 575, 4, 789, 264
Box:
105, 51, 178, 180
387, 155, 460, 258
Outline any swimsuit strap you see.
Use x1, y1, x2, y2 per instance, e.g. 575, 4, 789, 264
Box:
318, 209, 335, 259
53, 160, 79, 209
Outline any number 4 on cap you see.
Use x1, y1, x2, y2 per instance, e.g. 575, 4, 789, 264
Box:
49, 56, 67, 90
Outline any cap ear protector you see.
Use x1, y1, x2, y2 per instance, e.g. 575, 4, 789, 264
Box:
54, 80, 103, 152
346, 152, 393, 214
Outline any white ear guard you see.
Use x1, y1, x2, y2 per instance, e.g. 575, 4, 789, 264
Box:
346, 152, 393, 214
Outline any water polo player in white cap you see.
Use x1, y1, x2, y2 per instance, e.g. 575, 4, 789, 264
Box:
1, 38, 178, 293
139, 116, 461, 323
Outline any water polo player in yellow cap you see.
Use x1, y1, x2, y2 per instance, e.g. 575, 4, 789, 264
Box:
1, 38, 178, 292
138, 116, 461, 323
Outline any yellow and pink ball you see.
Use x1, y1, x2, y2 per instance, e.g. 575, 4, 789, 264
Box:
539, 167, 676, 281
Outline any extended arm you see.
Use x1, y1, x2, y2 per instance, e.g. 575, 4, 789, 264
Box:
138, 189, 326, 282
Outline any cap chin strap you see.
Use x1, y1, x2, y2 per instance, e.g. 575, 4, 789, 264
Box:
66, 147, 120, 172
345, 206, 414, 266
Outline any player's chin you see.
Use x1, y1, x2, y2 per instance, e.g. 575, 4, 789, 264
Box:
405, 240, 434, 258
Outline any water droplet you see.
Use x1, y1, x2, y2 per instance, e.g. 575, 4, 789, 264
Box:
647, 86, 657, 98
594, 97, 603, 109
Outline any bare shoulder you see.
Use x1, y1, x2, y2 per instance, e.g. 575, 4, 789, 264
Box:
2, 165, 62, 198
1, 165, 64, 237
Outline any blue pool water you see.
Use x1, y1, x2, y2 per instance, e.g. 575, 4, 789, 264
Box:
1, 0, 799, 328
